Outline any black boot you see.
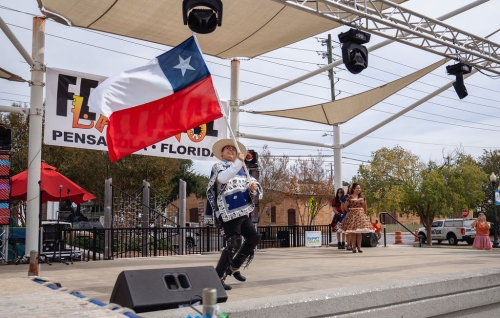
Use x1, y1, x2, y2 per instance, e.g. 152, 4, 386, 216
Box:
233, 271, 246, 282
220, 278, 232, 290
337, 242, 342, 249
226, 265, 246, 282
341, 242, 346, 249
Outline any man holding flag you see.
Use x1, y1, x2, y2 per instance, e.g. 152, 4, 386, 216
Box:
206, 139, 263, 290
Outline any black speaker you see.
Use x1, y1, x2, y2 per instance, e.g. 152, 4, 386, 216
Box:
0, 124, 11, 150
361, 232, 378, 247
110, 266, 227, 313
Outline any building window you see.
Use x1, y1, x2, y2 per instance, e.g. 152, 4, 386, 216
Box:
271, 206, 276, 223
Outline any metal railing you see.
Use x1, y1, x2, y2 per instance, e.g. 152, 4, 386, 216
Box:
380, 212, 422, 248
54, 224, 334, 261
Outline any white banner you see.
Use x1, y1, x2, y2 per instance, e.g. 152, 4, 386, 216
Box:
305, 231, 322, 247
44, 67, 227, 161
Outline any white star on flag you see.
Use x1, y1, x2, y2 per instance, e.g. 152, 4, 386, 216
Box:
173, 56, 195, 76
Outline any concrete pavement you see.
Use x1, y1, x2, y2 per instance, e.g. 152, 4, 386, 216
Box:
1, 243, 499, 317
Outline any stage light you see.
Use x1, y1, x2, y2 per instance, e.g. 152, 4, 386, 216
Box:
338, 29, 371, 74
182, 0, 223, 34
446, 62, 471, 99
245, 150, 258, 169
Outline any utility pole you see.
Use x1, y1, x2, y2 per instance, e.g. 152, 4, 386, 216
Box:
330, 162, 333, 183
327, 34, 335, 101
326, 34, 342, 190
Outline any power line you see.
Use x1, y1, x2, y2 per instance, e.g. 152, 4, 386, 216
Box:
247, 145, 372, 157
0, 91, 30, 97
240, 123, 500, 149
4, 11, 500, 131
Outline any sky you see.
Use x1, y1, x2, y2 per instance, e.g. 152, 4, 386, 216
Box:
1, 0, 500, 184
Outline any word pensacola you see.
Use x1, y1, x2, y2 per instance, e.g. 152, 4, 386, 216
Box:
51, 130, 216, 157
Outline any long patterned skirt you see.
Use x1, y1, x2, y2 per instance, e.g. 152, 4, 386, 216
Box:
340, 208, 374, 233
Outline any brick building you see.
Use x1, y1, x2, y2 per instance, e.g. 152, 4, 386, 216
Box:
176, 194, 422, 227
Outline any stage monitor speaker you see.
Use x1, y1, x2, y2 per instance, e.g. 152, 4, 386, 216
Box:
361, 232, 378, 247
110, 266, 227, 313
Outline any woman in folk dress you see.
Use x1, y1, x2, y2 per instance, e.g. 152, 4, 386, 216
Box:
471, 212, 492, 250
340, 183, 374, 253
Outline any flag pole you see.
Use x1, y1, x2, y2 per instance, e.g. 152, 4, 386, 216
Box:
223, 116, 251, 182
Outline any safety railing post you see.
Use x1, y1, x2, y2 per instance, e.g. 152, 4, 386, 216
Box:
206, 225, 211, 252
92, 227, 97, 261
381, 212, 387, 248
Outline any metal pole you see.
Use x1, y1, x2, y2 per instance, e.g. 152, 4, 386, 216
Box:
327, 34, 343, 190
238, 132, 332, 148
179, 179, 186, 255
241, 1, 487, 106
0, 105, 29, 114
230, 59, 240, 140
25, 17, 45, 257
104, 178, 112, 260
0, 16, 35, 66
202, 288, 217, 317
327, 34, 335, 102
493, 181, 499, 248
142, 180, 150, 257
381, 212, 387, 248
333, 125, 341, 188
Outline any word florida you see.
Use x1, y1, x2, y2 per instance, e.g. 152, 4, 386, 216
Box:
51, 130, 215, 157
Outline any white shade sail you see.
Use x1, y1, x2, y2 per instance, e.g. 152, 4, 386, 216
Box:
36, 0, 406, 58
253, 58, 449, 125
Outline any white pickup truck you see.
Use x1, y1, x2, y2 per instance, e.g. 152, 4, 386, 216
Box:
417, 218, 475, 245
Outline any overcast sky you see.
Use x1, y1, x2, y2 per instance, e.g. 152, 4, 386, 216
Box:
1, 0, 500, 184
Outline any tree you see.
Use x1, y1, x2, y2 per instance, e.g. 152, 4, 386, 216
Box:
168, 160, 209, 201
357, 146, 485, 245
288, 154, 334, 225
0, 103, 29, 175
477, 149, 500, 224
2, 102, 193, 208
257, 145, 289, 218
356, 146, 423, 216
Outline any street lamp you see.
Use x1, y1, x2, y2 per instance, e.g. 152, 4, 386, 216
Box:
489, 172, 499, 248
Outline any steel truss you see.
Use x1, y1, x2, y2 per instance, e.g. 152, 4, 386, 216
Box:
272, 0, 500, 75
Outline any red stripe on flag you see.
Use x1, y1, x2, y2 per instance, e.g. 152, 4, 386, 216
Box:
106, 76, 222, 162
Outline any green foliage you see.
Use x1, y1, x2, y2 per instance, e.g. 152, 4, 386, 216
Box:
356, 146, 423, 215
2, 102, 198, 207
168, 160, 209, 200
477, 149, 500, 223
308, 197, 319, 220
356, 146, 485, 245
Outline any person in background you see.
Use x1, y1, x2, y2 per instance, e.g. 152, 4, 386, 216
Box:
340, 184, 352, 251
471, 212, 492, 250
331, 188, 345, 249
372, 219, 382, 244
340, 183, 374, 253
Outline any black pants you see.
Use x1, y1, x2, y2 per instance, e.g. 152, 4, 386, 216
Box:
215, 214, 257, 278
222, 214, 257, 239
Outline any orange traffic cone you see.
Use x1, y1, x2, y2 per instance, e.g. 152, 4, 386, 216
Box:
414, 230, 419, 242
395, 231, 403, 244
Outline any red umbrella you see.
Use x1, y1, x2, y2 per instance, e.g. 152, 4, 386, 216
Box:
11, 162, 96, 204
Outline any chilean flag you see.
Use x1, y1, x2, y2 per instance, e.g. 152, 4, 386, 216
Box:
88, 36, 223, 162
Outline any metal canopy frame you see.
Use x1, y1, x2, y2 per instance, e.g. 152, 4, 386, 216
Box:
0, 0, 492, 256
272, 0, 500, 75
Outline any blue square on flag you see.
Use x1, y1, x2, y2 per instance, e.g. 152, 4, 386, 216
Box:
157, 37, 210, 92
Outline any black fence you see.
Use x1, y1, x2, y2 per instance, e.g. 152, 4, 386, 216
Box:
56, 224, 333, 261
